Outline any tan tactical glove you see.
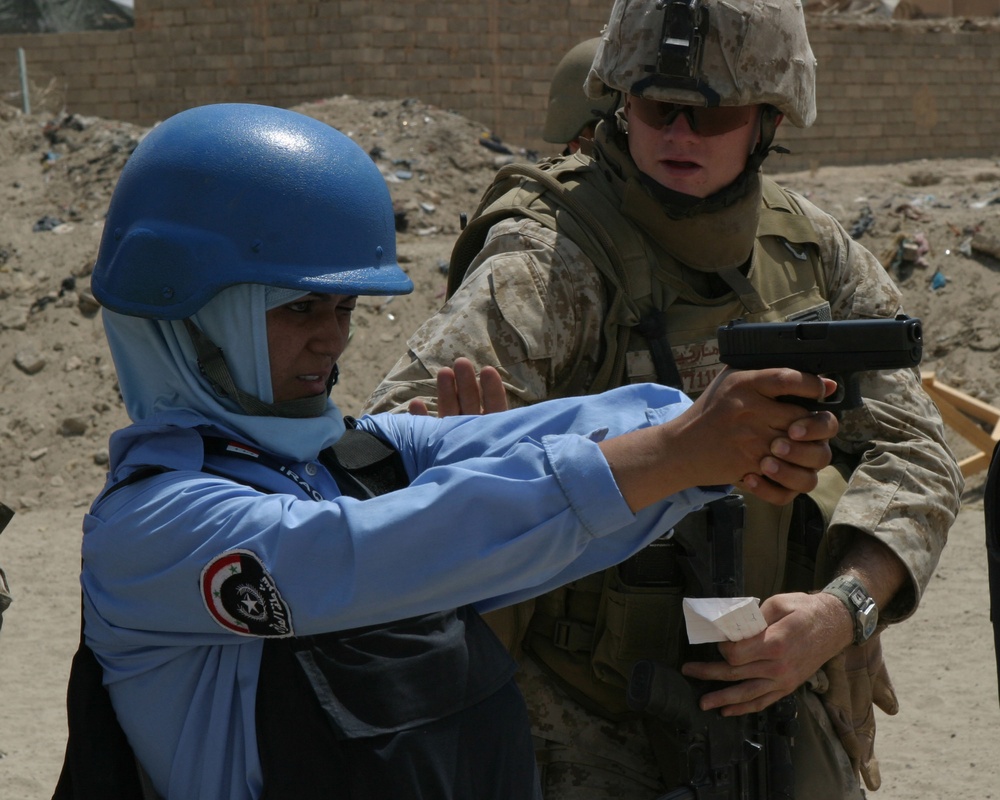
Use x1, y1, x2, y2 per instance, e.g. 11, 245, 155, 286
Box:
819, 632, 899, 791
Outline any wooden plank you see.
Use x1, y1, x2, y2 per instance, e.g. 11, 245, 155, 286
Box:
920, 372, 1000, 477
929, 391, 998, 455
922, 372, 1000, 425
958, 452, 989, 478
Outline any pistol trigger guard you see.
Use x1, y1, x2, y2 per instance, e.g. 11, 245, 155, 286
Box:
775, 392, 845, 414
776, 395, 831, 413
822, 372, 848, 408
777, 372, 864, 414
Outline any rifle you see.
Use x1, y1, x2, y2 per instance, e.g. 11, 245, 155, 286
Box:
626, 495, 796, 800
0, 502, 14, 631
716, 315, 922, 413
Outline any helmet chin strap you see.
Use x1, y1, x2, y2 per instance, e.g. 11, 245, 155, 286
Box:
183, 319, 330, 418
753, 105, 787, 164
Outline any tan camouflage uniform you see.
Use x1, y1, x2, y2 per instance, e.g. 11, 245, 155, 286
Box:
365, 123, 961, 798
367, 169, 957, 612
365, 1, 962, 796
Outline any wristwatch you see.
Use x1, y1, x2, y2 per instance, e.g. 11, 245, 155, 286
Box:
822, 575, 878, 645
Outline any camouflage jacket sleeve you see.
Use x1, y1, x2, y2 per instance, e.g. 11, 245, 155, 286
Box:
364, 217, 607, 414
796, 189, 964, 622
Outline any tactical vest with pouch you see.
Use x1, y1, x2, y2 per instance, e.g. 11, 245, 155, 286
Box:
450, 150, 850, 720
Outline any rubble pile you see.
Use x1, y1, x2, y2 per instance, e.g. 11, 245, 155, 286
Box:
1, 95, 999, 510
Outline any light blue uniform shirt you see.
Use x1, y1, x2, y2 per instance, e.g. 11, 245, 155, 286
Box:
82, 383, 727, 800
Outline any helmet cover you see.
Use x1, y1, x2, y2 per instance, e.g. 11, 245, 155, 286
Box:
543, 37, 618, 144
587, 0, 816, 128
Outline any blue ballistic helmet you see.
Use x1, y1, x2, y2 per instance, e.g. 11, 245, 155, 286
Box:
92, 103, 413, 319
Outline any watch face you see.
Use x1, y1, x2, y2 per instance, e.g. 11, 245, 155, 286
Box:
858, 600, 878, 641
846, 585, 867, 610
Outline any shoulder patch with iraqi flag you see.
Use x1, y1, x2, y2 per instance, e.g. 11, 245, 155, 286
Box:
201, 549, 293, 637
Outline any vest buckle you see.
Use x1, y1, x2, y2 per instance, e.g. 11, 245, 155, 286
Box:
551, 618, 595, 653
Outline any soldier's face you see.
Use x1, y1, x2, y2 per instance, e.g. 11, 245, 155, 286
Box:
624, 96, 761, 198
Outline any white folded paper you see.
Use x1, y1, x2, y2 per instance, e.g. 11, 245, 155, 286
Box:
682, 596, 767, 644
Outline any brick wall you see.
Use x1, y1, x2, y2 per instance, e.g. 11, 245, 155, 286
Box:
777, 18, 1000, 169
0, 1, 998, 169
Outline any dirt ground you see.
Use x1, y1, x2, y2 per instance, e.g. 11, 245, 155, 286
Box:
0, 95, 998, 797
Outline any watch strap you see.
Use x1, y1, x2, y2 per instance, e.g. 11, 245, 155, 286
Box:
822, 575, 878, 645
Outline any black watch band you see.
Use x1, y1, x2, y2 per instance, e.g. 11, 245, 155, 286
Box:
822, 575, 879, 645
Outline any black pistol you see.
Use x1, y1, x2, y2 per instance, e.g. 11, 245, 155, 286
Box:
717, 315, 922, 412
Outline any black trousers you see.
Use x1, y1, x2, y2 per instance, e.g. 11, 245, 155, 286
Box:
985, 440, 1000, 705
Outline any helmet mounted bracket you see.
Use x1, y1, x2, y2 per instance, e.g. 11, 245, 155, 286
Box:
631, 0, 719, 106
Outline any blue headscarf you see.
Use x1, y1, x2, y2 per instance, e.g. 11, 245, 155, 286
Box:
102, 284, 346, 462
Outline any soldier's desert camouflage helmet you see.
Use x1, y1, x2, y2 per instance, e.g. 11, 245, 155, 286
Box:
543, 38, 617, 144
586, 0, 817, 128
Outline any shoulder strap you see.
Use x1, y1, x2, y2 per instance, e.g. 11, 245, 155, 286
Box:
447, 162, 554, 298
99, 466, 171, 500
758, 176, 830, 301
448, 160, 659, 393
319, 417, 410, 500
449, 161, 633, 301
759, 177, 824, 245
99, 427, 408, 503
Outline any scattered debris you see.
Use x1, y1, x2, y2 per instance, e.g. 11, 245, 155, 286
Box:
58, 416, 89, 437
3, 92, 1000, 513
478, 133, 512, 155
971, 233, 1000, 261
849, 204, 876, 239
32, 215, 64, 232
13, 350, 45, 375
